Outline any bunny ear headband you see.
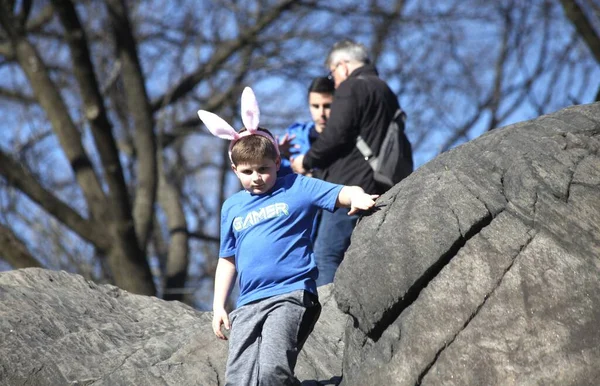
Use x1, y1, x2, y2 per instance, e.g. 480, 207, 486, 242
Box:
197, 87, 279, 162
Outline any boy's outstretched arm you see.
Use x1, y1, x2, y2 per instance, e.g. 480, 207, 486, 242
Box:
212, 256, 236, 340
336, 186, 379, 215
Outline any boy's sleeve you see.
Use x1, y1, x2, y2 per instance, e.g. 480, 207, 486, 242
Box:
296, 174, 343, 212
219, 202, 237, 258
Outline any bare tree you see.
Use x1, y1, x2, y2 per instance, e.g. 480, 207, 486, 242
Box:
0, 0, 326, 299
0, 0, 597, 306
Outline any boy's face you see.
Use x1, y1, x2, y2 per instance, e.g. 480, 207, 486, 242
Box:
232, 157, 281, 195
308, 92, 333, 134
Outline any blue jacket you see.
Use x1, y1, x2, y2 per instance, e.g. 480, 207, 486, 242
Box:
279, 122, 319, 177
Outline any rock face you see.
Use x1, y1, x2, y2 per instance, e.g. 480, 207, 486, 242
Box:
1, 102, 599, 386
334, 102, 600, 385
0, 269, 347, 385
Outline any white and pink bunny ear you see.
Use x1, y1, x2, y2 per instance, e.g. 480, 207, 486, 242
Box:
240, 87, 260, 132
197, 110, 239, 140
198, 87, 278, 161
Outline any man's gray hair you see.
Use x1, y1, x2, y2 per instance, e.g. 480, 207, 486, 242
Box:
326, 39, 371, 67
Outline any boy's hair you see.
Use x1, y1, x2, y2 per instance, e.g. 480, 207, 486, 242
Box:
308, 76, 335, 95
325, 39, 371, 68
231, 127, 278, 165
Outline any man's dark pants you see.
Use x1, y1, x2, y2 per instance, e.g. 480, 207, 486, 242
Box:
314, 207, 359, 286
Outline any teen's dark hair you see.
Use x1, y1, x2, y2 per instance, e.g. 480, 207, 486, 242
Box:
308, 76, 335, 95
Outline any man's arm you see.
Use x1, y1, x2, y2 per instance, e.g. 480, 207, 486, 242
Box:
212, 256, 236, 340
336, 185, 379, 215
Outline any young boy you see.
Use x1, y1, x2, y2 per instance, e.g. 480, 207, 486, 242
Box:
198, 87, 378, 385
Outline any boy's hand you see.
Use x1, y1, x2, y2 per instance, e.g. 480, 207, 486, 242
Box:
337, 186, 379, 214
212, 308, 230, 340
348, 193, 379, 215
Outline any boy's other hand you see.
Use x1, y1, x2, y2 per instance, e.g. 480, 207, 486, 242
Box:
212, 308, 230, 340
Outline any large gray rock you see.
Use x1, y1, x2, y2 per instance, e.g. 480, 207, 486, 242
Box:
0, 269, 347, 385
2, 102, 599, 386
334, 102, 600, 385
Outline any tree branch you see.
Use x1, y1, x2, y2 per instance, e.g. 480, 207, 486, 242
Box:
25, 3, 54, 32
0, 149, 109, 249
0, 87, 37, 104
0, 7, 109, 224
369, 0, 405, 64
106, 0, 157, 252
0, 223, 43, 269
157, 147, 189, 302
13, 0, 33, 27
51, 0, 134, 238
0, 41, 15, 59
560, 0, 600, 65
188, 231, 219, 243
165, 54, 253, 148
150, 0, 298, 112
487, 8, 512, 131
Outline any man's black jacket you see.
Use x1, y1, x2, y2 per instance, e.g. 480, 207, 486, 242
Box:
302, 64, 400, 195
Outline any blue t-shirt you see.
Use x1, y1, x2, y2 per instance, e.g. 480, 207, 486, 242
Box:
219, 173, 343, 307
279, 122, 319, 177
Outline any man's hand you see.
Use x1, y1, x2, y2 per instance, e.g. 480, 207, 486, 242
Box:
212, 307, 230, 340
291, 154, 307, 174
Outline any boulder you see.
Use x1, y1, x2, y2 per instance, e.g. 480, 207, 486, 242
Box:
2, 102, 599, 386
0, 269, 347, 385
334, 102, 600, 385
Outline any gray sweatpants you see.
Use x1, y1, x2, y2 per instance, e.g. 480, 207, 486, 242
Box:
225, 290, 321, 386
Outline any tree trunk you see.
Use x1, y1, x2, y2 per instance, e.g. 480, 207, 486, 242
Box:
106, 221, 156, 295
106, 0, 158, 253
0, 224, 42, 269
158, 153, 189, 302
560, 0, 600, 66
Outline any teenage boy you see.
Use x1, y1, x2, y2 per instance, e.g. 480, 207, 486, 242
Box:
198, 87, 378, 385
278, 76, 335, 177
